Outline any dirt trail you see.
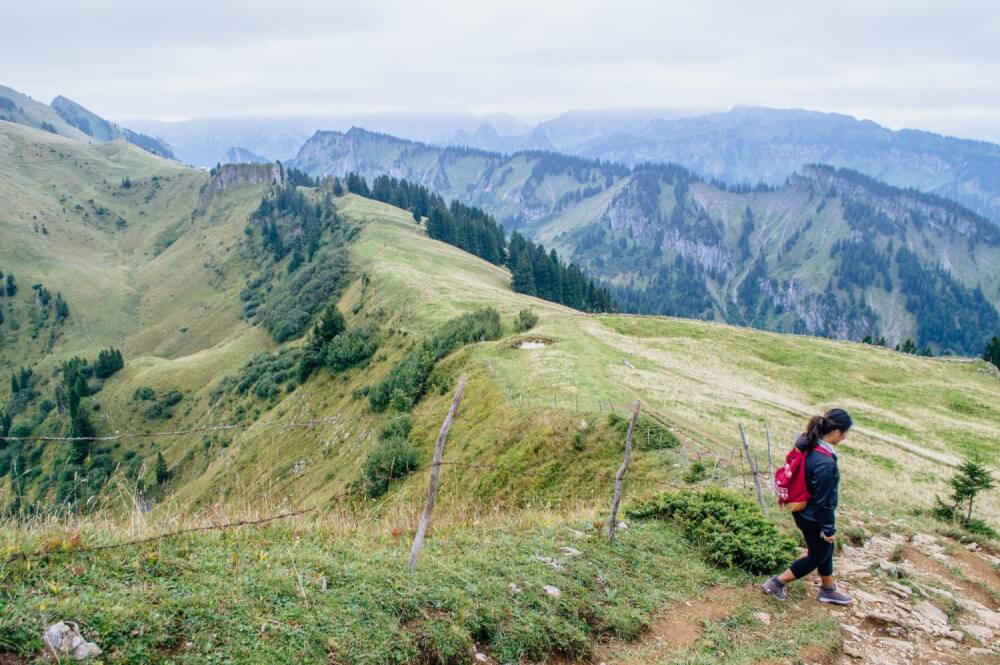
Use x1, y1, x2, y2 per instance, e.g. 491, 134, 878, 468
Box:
591, 586, 745, 663
587, 530, 1000, 665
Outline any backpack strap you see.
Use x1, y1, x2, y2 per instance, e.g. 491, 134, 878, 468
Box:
813, 445, 834, 458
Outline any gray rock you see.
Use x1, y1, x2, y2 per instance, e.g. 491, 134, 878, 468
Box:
841, 623, 862, 637
878, 637, 914, 651
534, 555, 564, 570
543, 585, 561, 598
886, 581, 913, 598
843, 642, 864, 658
914, 601, 949, 626
753, 611, 771, 625
43, 622, 102, 661
962, 624, 995, 641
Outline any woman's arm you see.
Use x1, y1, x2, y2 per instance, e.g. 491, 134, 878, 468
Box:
810, 458, 838, 537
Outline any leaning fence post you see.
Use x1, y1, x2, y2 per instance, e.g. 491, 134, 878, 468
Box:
607, 399, 640, 543
408, 374, 468, 571
764, 422, 775, 494
739, 422, 768, 516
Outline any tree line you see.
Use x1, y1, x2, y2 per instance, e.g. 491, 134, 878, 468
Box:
343, 173, 616, 313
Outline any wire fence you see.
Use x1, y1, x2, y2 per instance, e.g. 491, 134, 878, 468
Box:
1, 377, 779, 566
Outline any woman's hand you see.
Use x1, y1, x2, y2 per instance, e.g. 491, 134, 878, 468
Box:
821, 534, 836, 543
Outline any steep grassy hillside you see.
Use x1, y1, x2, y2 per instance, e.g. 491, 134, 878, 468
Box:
0, 87, 88, 140
50, 96, 175, 159
1, 120, 997, 524
2, 123, 999, 664
0, 85, 174, 158
292, 129, 1000, 353
180, 193, 1000, 521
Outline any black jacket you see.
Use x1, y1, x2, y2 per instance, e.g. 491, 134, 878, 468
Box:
794, 434, 839, 536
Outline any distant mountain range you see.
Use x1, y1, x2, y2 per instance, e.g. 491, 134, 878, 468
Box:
218, 146, 270, 165
116, 104, 1000, 227
485, 107, 1000, 226
291, 127, 1000, 354
127, 113, 533, 167
0, 85, 174, 159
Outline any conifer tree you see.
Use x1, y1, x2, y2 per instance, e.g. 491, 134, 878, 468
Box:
511, 251, 536, 295
155, 452, 170, 485
54, 293, 69, 321
984, 336, 1000, 369
947, 459, 995, 522
315, 303, 346, 342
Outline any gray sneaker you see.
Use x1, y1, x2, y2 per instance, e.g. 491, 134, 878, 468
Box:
762, 576, 787, 601
818, 585, 853, 605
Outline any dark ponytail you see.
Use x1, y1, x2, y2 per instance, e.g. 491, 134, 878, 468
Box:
803, 408, 853, 449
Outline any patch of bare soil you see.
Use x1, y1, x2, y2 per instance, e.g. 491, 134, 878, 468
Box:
589, 584, 744, 664
0, 654, 30, 665
951, 548, 1000, 598
901, 545, 999, 611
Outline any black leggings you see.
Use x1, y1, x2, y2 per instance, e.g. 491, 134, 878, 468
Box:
789, 513, 834, 578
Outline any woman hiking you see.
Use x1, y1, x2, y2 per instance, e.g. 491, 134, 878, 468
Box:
763, 408, 854, 605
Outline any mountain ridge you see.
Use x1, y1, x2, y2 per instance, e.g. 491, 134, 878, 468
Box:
291, 127, 1000, 354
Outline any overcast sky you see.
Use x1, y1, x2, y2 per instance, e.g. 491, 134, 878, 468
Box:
4, 0, 999, 141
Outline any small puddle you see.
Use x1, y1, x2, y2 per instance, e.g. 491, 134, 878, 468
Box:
519, 341, 546, 350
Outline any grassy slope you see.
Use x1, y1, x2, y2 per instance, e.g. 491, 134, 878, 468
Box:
1, 121, 996, 521
0, 93, 88, 141
151, 191, 1000, 526
1, 125, 999, 662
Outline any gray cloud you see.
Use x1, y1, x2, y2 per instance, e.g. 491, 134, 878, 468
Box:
3, 0, 999, 141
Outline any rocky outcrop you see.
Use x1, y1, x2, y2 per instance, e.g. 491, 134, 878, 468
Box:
206, 162, 283, 192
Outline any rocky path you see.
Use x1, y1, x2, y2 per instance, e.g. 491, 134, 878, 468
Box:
592, 529, 1000, 664
826, 531, 1000, 664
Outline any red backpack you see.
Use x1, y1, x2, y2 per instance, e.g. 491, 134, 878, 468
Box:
773, 444, 832, 511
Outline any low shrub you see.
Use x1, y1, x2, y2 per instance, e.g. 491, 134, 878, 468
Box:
628, 488, 797, 574
514, 308, 538, 332
133, 386, 155, 401
369, 308, 501, 412
361, 417, 419, 498
683, 461, 708, 484
325, 325, 379, 371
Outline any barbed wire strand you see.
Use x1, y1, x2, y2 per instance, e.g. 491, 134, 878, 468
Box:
0, 417, 343, 442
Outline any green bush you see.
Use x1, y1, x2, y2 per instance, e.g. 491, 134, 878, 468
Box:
629, 488, 797, 574
262, 250, 350, 342
514, 308, 538, 332
369, 308, 501, 412
962, 518, 998, 539
361, 417, 419, 498
683, 460, 708, 484
325, 325, 379, 371
133, 386, 155, 401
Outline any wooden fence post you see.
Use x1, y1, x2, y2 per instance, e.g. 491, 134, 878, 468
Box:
607, 399, 640, 543
740, 447, 747, 488
408, 374, 468, 571
764, 422, 775, 494
739, 422, 768, 516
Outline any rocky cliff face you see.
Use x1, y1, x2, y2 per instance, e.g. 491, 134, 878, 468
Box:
201, 163, 284, 202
